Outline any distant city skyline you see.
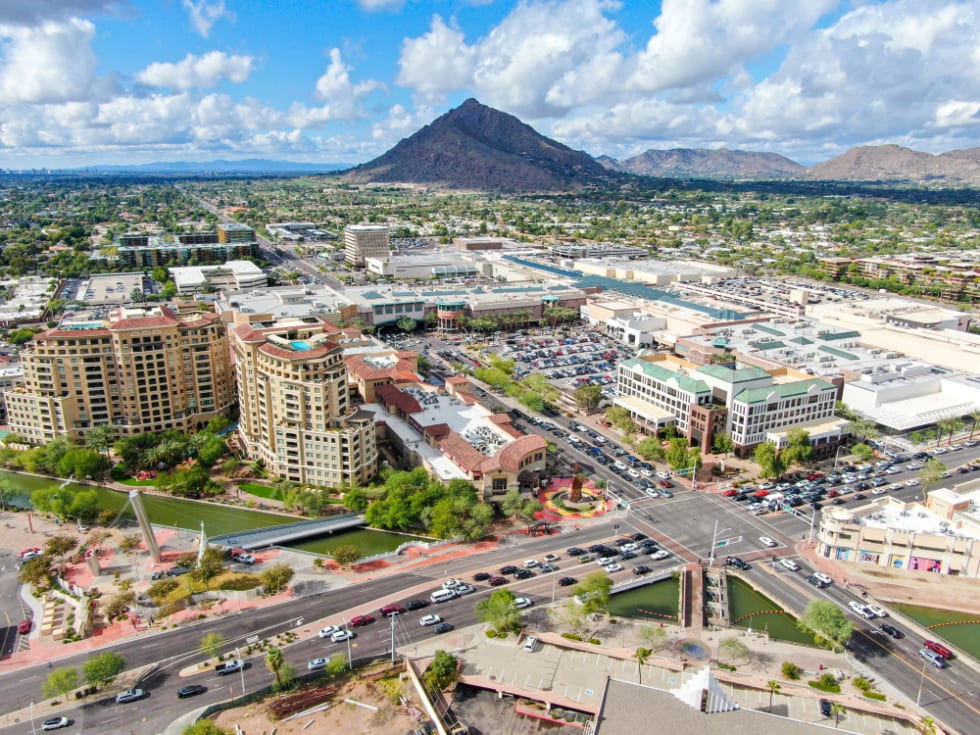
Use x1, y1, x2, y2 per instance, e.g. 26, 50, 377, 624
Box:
1, 0, 979, 168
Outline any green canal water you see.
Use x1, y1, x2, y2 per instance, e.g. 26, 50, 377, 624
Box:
892, 603, 980, 660
0, 470, 422, 556
607, 577, 680, 621
727, 577, 814, 644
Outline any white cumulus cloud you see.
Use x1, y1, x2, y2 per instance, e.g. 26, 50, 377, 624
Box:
0, 18, 98, 104
182, 0, 232, 37
137, 52, 254, 91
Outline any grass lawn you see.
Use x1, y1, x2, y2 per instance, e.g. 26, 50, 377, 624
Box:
237, 482, 279, 499
111, 465, 162, 486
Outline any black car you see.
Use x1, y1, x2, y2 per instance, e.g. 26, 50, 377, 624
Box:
558, 576, 578, 586
566, 547, 585, 556
819, 699, 832, 717
500, 565, 519, 575
631, 532, 648, 541
514, 569, 535, 580
726, 557, 750, 570
879, 623, 904, 639
587, 543, 607, 553
640, 539, 658, 550
619, 551, 637, 560
734, 492, 749, 501
405, 599, 429, 611
488, 576, 508, 586
632, 565, 651, 575
177, 684, 207, 699
613, 537, 631, 546
472, 572, 491, 582
166, 566, 189, 577
805, 575, 829, 588
433, 622, 454, 634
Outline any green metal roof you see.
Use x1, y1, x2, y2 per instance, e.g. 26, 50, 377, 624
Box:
819, 345, 859, 361
790, 336, 814, 345
735, 378, 835, 404
819, 330, 861, 341
622, 358, 710, 395
752, 324, 785, 336
754, 341, 786, 351
697, 364, 771, 383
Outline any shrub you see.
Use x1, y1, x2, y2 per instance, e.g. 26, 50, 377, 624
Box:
782, 662, 802, 680
808, 673, 841, 693
588, 638, 600, 645
717, 662, 736, 672
852, 676, 873, 692
485, 630, 496, 638
561, 633, 583, 641
863, 691, 886, 701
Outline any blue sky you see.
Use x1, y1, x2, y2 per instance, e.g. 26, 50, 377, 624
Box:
1, 0, 979, 168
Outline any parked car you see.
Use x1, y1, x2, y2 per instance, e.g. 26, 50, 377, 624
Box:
632, 565, 651, 575
488, 575, 508, 586
472, 572, 491, 582
500, 565, 519, 574
514, 597, 534, 609
405, 599, 429, 611
17, 619, 31, 634
558, 576, 578, 586
513, 569, 534, 580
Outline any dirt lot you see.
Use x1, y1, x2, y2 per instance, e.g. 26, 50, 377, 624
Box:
213, 677, 429, 735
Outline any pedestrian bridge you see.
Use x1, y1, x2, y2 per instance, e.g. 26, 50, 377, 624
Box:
209, 513, 366, 550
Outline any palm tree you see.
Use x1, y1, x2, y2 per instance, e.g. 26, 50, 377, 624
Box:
968, 411, 980, 440
937, 418, 958, 446
265, 646, 284, 690
634, 647, 651, 685
766, 679, 781, 711
917, 715, 938, 735
830, 702, 846, 727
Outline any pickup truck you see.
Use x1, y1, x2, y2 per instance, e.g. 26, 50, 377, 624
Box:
215, 659, 244, 676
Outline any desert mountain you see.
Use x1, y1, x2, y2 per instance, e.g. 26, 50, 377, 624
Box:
806, 144, 980, 184
604, 148, 803, 179
342, 98, 614, 192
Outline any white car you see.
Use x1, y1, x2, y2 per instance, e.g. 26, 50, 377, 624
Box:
522, 559, 539, 568
419, 614, 442, 626
307, 657, 330, 671
543, 553, 560, 563
645, 488, 659, 498
454, 584, 476, 595
443, 578, 463, 589
41, 718, 70, 731
604, 563, 624, 573
813, 572, 833, 586
597, 557, 617, 566
778, 558, 800, 572
905, 479, 920, 487
620, 542, 638, 552
865, 604, 888, 618
655, 470, 671, 480
872, 487, 889, 495
627, 468, 640, 478
331, 629, 353, 642
318, 625, 340, 639
759, 536, 777, 548
514, 597, 534, 609
848, 601, 877, 620
649, 549, 670, 560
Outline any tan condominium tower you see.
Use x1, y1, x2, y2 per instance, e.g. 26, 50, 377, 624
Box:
231, 317, 378, 487
344, 224, 390, 267
4, 305, 235, 444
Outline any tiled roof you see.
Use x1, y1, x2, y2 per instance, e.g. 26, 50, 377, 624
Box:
440, 431, 485, 472
375, 384, 422, 414
482, 434, 548, 473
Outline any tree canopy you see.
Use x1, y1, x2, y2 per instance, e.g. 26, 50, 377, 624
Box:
798, 600, 853, 651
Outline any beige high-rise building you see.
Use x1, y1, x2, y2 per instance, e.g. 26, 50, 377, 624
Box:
344, 224, 390, 266
4, 305, 235, 444
231, 317, 378, 487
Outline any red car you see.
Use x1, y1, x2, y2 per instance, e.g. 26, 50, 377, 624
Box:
17, 619, 31, 635
807, 472, 825, 480
723, 488, 739, 497
752, 489, 769, 498
350, 614, 375, 627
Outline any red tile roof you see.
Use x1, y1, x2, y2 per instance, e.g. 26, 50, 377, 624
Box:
376, 384, 422, 414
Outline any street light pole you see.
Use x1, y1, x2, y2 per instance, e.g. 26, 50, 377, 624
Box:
708, 522, 732, 566
235, 646, 246, 699
30, 701, 36, 735
834, 445, 846, 470
344, 619, 352, 670
916, 658, 928, 707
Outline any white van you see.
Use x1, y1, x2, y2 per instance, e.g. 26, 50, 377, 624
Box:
430, 588, 457, 604
522, 635, 538, 652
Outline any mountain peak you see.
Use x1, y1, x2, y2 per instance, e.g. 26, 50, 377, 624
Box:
342, 99, 613, 192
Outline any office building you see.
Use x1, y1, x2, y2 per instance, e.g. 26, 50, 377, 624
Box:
116, 228, 258, 268
169, 261, 268, 296
4, 305, 235, 443
231, 317, 378, 487
344, 225, 391, 266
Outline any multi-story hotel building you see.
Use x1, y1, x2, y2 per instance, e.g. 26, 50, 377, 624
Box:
344, 225, 390, 267
615, 354, 844, 456
4, 305, 235, 443
116, 225, 258, 268
231, 317, 378, 487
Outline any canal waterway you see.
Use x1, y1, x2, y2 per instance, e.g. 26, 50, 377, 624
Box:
892, 602, 980, 660
0, 470, 424, 556
607, 577, 680, 621
727, 577, 814, 644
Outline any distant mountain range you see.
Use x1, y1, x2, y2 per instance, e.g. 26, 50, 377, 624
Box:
340, 100, 980, 190
342, 98, 616, 191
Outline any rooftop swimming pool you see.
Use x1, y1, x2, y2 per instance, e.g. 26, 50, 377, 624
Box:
290, 340, 312, 350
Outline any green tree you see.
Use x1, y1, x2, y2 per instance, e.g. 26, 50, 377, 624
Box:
260, 563, 295, 594
712, 434, 735, 458
571, 572, 612, 615
45, 534, 78, 572
766, 679, 781, 711
343, 486, 368, 512
189, 547, 226, 590
42, 666, 79, 700
332, 544, 360, 570
325, 654, 348, 677
19, 556, 51, 586
266, 646, 285, 690
573, 384, 603, 413
638, 625, 670, 652
82, 651, 126, 688
754, 442, 785, 479
85, 425, 116, 455
396, 316, 418, 333
424, 650, 459, 691
798, 600, 853, 651
916, 715, 938, 735
634, 647, 651, 684
781, 429, 813, 469
719, 637, 748, 664
937, 417, 959, 445
182, 720, 232, 735
919, 458, 948, 499
635, 436, 665, 461
199, 632, 225, 659
852, 443, 875, 462
830, 701, 847, 727
499, 489, 524, 519
665, 437, 693, 471
474, 589, 521, 633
